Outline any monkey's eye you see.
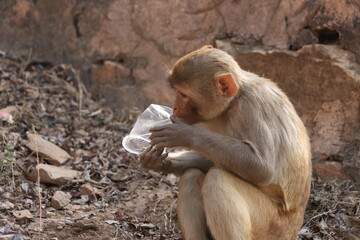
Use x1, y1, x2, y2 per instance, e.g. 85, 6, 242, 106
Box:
177, 91, 187, 98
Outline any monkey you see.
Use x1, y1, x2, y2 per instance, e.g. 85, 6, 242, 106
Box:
139, 46, 312, 240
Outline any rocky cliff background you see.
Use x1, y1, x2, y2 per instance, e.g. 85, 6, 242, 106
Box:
0, 1, 359, 239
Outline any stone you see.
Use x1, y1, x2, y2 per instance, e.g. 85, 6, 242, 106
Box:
51, 191, 71, 209
1, 192, 12, 200
13, 210, 33, 220
166, 174, 178, 186
0, 106, 20, 120
0, 201, 15, 210
26, 132, 71, 166
313, 161, 351, 181
27, 164, 81, 185
79, 184, 104, 198
0, 111, 13, 124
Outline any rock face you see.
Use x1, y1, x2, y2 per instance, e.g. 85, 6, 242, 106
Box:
0, 0, 359, 185
1, 0, 359, 108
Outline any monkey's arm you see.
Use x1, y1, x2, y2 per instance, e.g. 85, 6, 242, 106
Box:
168, 151, 214, 175
150, 118, 276, 186
140, 148, 213, 176
191, 127, 275, 186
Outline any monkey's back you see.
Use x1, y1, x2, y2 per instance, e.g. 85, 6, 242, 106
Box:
238, 76, 312, 213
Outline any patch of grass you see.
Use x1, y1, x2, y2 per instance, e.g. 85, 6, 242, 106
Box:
0, 143, 17, 177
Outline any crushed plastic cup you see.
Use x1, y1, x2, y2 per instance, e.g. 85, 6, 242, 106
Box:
122, 104, 172, 154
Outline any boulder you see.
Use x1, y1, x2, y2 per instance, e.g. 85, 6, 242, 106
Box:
26, 132, 71, 166
28, 164, 81, 185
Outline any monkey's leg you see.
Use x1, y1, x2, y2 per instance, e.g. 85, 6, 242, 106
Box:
202, 168, 285, 240
202, 168, 252, 240
177, 168, 211, 240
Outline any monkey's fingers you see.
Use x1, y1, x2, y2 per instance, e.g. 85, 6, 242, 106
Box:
139, 146, 155, 166
150, 124, 173, 132
160, 152, 168, 160
140, 146, 153, 155
151, 137, 171, 149
152, 147, 164, 157
160, 154, 171, 170
145, 147, 165, 166
149, 130, 171, 139
153, 141, 173, 150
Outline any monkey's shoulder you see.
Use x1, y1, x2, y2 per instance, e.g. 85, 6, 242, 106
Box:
241, 78, 290, 105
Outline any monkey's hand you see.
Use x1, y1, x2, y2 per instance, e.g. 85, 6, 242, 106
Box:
139, 146, 173, 173
149, 115, 195, 149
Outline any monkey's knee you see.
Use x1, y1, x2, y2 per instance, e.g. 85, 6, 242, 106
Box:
179, 168, 205, 190
178, 168, 206, 210
202, 168, 229, 194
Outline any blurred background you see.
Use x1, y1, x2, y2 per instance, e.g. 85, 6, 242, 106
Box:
0, 1, 359, 239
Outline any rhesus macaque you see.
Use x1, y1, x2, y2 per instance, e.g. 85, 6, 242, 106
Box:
140, 46, 312, 240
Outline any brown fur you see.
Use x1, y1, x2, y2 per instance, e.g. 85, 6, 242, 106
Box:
140, 47, 312, 240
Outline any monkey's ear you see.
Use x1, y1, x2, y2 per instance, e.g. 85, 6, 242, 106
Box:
215, 74, 238, 98
200, 45, 213, 50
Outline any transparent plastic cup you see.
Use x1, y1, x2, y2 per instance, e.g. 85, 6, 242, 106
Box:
122, 104, 173, 154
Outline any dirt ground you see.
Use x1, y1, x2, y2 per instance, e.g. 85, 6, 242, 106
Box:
0, 55, 359, 240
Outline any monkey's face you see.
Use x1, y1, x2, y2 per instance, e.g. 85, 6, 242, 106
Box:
172, 87, 203, 125
171, 81, 235, 125
169, 48, 240, 125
